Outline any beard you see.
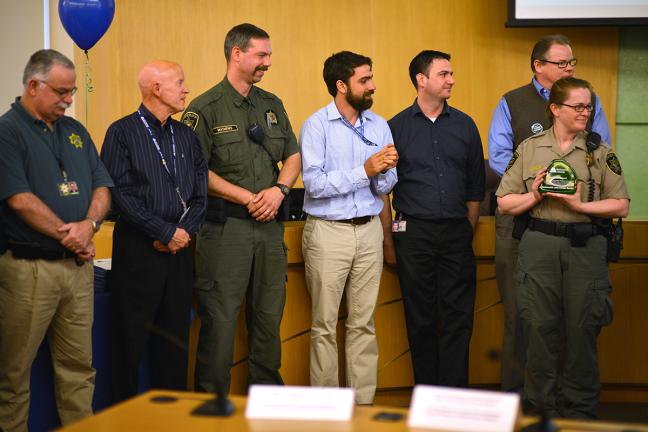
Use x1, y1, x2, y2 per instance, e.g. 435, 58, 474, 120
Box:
346, 89, 374, 112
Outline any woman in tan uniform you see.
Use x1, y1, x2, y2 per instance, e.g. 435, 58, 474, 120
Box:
496, 77, 629, 419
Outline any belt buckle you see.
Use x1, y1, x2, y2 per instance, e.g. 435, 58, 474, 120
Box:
554, 222, 569, 237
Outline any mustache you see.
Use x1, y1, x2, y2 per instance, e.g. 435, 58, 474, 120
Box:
57, 102, 71, 110
255, 66, 269, 72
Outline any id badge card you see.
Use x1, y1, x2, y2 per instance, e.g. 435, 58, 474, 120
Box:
57, 181, 80, 197
392, 220, 407, 233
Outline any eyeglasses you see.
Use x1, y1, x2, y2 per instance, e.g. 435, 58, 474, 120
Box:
37, 80, 78, 97
558, 103, 593, 113
541, 58, 578, 68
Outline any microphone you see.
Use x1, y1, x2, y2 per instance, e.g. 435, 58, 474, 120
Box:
586, 131, 601, 153
487, 349, 556, 432
143, 321, 235, 416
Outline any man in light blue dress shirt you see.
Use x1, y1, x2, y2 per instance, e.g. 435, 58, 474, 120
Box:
487, 34, 612, 395
300, 51, 397, 404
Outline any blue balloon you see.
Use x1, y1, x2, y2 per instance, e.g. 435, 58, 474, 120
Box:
59, 0, 115, 51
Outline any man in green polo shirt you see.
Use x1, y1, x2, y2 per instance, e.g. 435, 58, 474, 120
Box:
0, 49, 113, 431
182, 23, 301, 393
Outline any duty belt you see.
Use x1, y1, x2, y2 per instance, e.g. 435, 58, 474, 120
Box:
528, 218, 605, 246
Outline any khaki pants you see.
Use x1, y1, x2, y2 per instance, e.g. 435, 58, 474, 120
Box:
302, 216, 383, 404
0, 253, 95, 432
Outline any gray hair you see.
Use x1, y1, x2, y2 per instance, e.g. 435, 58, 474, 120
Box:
22, 49, 75, 85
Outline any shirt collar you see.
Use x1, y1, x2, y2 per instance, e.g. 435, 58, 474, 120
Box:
538, 127, 588, 152
137, 103, 166, 129
12, 96, 58, 129
222, 76, 256, 108
532, 76, 550, 101
410, 98, 450, 118
325, 100, 374, 124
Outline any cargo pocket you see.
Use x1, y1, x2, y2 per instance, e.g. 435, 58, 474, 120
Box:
584, 279, 614, 327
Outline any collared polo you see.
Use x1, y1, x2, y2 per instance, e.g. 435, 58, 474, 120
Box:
100, 104, 208, 244
0, 98, 113, 252
388, 99, 485, 220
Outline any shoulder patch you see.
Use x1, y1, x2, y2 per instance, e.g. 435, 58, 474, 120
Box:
181, 112, 199, 130
505, 150, 519, 173
606, 152, 622, 175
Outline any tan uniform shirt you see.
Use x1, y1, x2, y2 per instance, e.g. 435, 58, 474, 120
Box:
496, 127, 629, 223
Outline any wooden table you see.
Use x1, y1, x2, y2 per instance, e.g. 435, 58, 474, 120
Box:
59, 390, 648, 432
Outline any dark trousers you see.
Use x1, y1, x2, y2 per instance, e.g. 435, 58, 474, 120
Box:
110, 220, 193, 403
495, 209, 525, 393
393, 216, 476, 387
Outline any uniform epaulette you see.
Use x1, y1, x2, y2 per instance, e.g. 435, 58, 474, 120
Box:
255, 86, 280, 101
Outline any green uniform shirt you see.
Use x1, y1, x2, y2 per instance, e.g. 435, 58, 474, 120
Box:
496, 127, 629, 223
0, 98, 114, 252
182, 77, 298, 193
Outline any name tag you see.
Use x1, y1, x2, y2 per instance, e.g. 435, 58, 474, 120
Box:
212, 125, 238, 134
408, 385, 519, 432
245, 385, 354, 421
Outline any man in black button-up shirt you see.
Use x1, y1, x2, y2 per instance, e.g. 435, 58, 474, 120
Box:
101, 61, 207, 401
384, 50, 485, 387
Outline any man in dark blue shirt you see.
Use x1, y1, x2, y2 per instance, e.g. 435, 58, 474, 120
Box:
100, 60, 207, 401
384, 50, 485, 387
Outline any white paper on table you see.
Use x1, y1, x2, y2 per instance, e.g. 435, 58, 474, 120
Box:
408, 385, 519, 432
245, 385, 355, 421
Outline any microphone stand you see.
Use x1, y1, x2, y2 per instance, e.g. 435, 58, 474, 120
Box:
144, 322, 235, 416
191, 377, 234, 417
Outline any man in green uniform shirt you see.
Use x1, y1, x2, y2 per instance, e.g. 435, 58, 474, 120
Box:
182, 23, 301, 393
0, 49, 113, 430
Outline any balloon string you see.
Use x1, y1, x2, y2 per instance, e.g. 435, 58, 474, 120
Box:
84, 50, 94, 126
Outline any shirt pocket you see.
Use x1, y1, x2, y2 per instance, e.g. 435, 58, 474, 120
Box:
264, 128, 286, 162
211, 130, 244, 173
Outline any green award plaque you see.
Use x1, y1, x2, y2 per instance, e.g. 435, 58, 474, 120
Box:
539, 159, 578, 194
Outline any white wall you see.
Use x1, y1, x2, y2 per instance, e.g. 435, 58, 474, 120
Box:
0, 0, 75, 117
0, 0, 44, 112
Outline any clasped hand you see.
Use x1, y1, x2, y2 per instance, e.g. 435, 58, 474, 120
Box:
364, 144, 399, 177
153, 227, 190, 254
247, 187, 284, 222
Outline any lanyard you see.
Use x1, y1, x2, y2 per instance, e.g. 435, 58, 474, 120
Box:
339, 114, 377, 146
138, 110, 187, 211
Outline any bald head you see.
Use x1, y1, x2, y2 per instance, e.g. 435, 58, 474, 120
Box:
138, 60, 180, 96
137, 60, 189, 121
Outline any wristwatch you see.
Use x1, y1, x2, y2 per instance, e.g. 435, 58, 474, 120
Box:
86, 217, 102, 233
275, 183, 290, 196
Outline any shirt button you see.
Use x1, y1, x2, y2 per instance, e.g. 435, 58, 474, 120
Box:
439, 173, 443, 177
441, 190, 445, 194
436, 156, 440, 160
433, 140, 438, 144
